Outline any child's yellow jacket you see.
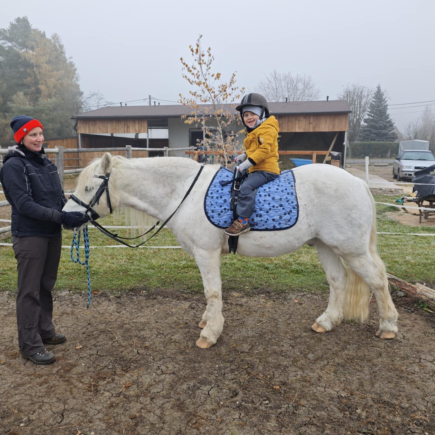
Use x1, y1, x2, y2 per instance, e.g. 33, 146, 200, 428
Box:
244, 116, 280, 175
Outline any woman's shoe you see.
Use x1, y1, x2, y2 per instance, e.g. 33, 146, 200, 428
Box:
42, 333, 66, 345
23, 349, 56, 365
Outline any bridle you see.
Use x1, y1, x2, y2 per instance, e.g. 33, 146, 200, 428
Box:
70, 173, 112, 221
69, 165, 205, 248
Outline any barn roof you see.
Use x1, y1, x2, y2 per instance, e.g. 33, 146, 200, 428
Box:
74, 100, 351, 119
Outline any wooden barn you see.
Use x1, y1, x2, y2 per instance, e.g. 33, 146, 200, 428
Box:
69, 100, 351, 168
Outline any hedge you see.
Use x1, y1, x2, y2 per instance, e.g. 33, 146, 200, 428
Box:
347, 142, 398, 158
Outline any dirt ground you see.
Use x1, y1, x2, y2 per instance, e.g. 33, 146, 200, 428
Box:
346, 164, 435, 226
1, 168, 435, 434
347, 164, 397, 182
387, 211, 435, 227
1, 289, 434, 435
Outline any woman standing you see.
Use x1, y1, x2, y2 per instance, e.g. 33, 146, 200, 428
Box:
0, 116, 89, 365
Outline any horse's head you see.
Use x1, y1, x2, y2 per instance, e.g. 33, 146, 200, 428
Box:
63, 153, 114, 228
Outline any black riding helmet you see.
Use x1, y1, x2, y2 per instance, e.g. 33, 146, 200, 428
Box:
236, 93, 270, 131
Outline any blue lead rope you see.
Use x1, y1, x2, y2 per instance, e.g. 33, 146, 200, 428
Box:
71, 226, 92, 308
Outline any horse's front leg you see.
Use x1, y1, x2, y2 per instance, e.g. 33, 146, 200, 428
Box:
194, 248, 224, 349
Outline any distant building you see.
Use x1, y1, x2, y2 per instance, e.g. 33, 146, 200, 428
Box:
68, 100, 351, 168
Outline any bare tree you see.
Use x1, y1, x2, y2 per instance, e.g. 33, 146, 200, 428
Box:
79, 91, 113, 113
179, 35, 245, 167
257, 70, 321, 102
337, 84, 373, 143
404, 106, 435, 152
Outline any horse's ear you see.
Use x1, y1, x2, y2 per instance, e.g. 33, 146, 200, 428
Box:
100, 153, 112, 174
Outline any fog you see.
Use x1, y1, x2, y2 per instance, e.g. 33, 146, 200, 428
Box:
1, 0, 434, 131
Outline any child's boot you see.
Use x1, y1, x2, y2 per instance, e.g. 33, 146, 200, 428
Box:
225, 217, 250, 236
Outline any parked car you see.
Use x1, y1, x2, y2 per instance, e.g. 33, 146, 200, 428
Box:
393, 150, 435, 180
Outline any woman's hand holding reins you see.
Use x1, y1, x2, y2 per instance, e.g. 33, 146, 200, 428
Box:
61, 211, 90, 228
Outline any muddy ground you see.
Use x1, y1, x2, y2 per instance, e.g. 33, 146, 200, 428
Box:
1, 289, 434, 435
387, 211, 435, 228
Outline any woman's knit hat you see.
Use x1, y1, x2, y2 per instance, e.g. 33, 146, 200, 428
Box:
10, 116, 43, 144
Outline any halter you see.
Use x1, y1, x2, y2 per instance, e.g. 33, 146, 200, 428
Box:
70, 165, 205, 248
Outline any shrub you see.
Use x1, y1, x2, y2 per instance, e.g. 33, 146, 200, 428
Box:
347, 142, 398, 158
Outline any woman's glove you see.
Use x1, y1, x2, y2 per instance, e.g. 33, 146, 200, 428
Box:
61, 211, 90, 228
235, 152, 247, 164
237, 159, 253, 177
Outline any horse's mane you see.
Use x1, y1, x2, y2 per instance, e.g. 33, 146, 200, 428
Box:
76, 155, 127, 191
76, 155, 200, 191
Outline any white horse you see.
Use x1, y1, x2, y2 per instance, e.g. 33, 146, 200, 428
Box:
63, 154, 398, 348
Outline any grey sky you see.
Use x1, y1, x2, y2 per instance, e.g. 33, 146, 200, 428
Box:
1, 0, 434, 131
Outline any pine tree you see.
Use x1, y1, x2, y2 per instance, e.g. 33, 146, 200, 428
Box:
359, 85, 397, 142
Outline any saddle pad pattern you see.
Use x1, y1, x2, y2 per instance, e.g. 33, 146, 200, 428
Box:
204, 168, 299, 231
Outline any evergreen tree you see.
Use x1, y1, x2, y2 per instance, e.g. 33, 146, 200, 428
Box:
359, 85, 397, 141
0, 17, 83, 143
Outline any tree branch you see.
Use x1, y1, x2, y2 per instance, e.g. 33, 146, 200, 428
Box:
387, 273, 435, 311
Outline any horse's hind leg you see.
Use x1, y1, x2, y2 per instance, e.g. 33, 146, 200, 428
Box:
344, 252, 398, 339
193, 248, 224, 349
312, 240, 347, 333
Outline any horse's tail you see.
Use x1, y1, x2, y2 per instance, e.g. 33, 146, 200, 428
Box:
343, 266, 371, 322
343, 182, 385, 321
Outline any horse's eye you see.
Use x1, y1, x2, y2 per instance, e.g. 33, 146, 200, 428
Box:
85, 186, 94, 192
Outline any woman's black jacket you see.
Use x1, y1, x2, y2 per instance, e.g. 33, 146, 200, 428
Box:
0, 146, 66, 237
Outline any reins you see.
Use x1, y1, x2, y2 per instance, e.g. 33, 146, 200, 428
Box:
71, 173, 156, 240
71, 165, 204, 248
69, 164, 205, 307
71, 173, 161, 245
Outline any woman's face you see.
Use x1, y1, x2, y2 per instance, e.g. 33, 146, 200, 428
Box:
22, 127, 44, 153
243, 111, 260, 129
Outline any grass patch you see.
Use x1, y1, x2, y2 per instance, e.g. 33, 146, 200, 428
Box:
1, 194, 433, 297
374, 194, 435, 283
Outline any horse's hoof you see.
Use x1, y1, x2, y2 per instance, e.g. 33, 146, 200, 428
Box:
198, 320, 207, 329
376, 329, 396, 340
311, 322, 326, 333
196, 338, 213, 349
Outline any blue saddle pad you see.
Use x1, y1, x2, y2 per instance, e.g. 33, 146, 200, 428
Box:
204, 168, 299, 231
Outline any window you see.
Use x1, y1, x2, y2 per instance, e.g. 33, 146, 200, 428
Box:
401, 151, 435, 161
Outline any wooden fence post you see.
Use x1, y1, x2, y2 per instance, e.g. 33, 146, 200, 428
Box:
126, 145, 132, 159
322, 132, 339, 164
57, 146, 64, 189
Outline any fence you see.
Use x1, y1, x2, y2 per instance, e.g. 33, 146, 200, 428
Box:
0, 145, 323, 238
0, 144, 368, 240
0, 145, 194, 238
1, 147, 435, 243
186, 149, 333, 169
2, 146, 431, 239
0, 145, 332, 187
0, 145, 194, 185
